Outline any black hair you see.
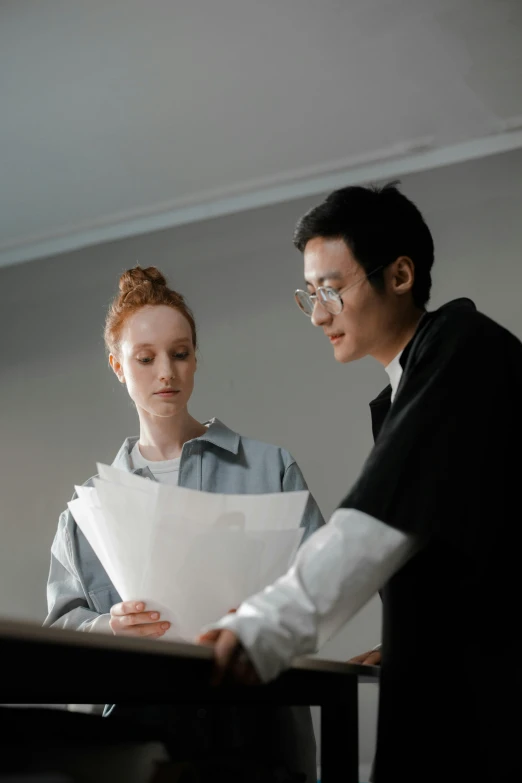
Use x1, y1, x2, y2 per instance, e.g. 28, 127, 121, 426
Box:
293, 181, 434, 308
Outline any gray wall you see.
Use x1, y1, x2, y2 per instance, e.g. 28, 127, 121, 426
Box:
1, 147, 522, 773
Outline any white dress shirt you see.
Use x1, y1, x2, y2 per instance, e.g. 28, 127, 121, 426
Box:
204, 352, 415, 681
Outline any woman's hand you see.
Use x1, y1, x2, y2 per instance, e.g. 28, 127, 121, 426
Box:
109, 601, 170, 638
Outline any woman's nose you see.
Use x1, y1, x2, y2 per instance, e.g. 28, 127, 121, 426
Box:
158, 359, 176, 381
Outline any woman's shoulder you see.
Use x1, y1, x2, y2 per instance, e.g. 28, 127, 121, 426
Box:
206, 417, 296, 465
242, 433, 294, 462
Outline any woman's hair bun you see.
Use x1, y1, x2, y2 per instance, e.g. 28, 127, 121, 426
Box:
105, 264, 198, 355
118, 265, 167, 296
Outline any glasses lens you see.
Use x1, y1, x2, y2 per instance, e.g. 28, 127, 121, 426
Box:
318, 288, 342, 315
295, 290, 314, 316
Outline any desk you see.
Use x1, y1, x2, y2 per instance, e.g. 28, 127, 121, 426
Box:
0, 619, 379, 782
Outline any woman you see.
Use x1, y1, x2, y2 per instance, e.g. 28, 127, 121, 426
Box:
45, 265, 324, 782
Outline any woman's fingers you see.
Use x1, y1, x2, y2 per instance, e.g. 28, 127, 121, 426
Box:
110, 618, 170, 637
111, 601, 146, 617
109, 601, 170, 637
114, 610, 162, 626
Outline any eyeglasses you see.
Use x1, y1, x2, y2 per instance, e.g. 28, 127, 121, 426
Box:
294, 265, 385, 317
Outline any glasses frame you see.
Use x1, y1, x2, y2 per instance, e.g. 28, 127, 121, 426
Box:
294, 265, 385, 317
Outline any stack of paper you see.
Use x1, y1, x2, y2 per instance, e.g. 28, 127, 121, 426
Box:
68, 464, 308, 641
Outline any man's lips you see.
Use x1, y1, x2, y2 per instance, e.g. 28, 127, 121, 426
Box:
327, 333, 344, 343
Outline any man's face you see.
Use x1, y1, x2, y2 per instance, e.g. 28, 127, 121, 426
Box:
303, 237, 393, 364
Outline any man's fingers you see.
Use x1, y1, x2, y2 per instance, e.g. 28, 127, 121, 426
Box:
197, 608, 236, 644
362, 651, 382, 666
212, 630, 243, 686
234, 654, 261, 686
347, 652, 368, 664
210, 631, 261, 687
198, 629, 221, 645
111, 601, 146, 617
347, 649, 382, 665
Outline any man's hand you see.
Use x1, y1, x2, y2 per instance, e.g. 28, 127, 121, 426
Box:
348, 648, 382, 666
197, 627, 261, 686
109, 601, 170, 638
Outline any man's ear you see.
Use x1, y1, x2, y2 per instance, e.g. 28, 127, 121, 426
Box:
389, 256, 415, 296
109, 353, 125, 384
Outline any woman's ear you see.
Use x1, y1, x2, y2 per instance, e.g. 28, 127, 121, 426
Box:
109, 353, 125, 384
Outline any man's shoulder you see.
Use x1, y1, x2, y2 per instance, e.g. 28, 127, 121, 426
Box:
417, 299, 520, 356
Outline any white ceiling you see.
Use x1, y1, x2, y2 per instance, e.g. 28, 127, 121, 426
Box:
1, 0, 522, 267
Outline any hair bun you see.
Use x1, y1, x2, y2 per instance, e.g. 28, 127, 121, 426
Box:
118, 265, 167, 296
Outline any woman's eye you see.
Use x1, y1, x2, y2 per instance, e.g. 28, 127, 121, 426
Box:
137, 357, 153, 364
174, 352, 189, 360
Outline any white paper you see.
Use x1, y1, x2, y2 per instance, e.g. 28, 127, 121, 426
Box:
69, 465, 308, 641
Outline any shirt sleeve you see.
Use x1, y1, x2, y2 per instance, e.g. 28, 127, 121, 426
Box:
44, 511, 103, 631
282, 459, 325, 543
204, 507, 414, 682
85, 614, 112, 633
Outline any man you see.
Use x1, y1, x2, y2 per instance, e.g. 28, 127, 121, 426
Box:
200, 183, 522, 782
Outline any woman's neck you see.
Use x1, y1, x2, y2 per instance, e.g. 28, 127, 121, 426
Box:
137, 408, 207, 461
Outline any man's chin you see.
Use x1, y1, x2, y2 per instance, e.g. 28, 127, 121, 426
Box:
333, 340, 359, 364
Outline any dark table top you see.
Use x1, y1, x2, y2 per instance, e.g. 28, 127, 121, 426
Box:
0, 617, 379, 704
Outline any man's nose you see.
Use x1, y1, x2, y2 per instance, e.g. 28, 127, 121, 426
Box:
311, 299, 332, 327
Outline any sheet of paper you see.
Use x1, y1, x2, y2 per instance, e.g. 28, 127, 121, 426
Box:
69, 464, 309, 641
68, 497, 129, 599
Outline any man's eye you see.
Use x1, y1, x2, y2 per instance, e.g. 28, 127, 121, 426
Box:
174, 352, 189, 360
137, 357, 153, 364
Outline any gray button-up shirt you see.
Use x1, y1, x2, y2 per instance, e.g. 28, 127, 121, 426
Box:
44, 418, 324, 781
45, 418, 324, 629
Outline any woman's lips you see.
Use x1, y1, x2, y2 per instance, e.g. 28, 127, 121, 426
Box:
154, 390, 180, 397
328, 334, 344, 344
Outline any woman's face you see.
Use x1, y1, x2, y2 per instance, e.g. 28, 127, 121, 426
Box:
110, 305, 197, 419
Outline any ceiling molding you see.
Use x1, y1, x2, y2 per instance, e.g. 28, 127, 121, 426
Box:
2, 127, 522, 269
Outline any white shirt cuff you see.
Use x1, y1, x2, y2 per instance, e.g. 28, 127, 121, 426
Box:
203, 508, 414, 682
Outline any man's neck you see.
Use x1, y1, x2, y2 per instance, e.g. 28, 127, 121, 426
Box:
373, 308, 424, 367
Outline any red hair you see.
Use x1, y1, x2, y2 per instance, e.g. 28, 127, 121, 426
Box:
104, 265, 198, 355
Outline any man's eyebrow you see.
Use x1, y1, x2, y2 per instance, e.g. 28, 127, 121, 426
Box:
305, 270, 343, 287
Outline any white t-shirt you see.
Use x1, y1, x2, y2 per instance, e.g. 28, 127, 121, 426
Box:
130, 441, 181, 486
